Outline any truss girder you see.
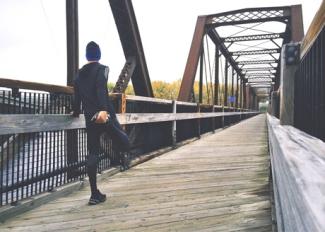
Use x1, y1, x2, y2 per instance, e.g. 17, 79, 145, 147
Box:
246, 76, 275, 79
248, 83, 273, 87
222, 33, 285, 42
206, 7, 290, 27
237, 60, 278, 65
231, 49, 281, 56
241, 67, 276, 72
247, 78, 273, 82
178, 5, 303, 102
245, 72, 276, 76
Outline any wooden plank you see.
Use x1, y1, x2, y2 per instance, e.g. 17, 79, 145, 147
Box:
0, 112, 258, 135
0, 114, 85, 135
175, 100, 198, 106
125, 95, 173, 104
301, 1, 325, 57
267, 114, 325, 232
0, 114, 271, 231
0, 78, 73, 94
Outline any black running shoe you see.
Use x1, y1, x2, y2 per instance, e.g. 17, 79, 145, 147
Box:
88, 190, 107, 205
120, 152, 130, 172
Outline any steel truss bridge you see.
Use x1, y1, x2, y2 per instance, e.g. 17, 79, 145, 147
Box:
0, 0, 324, 231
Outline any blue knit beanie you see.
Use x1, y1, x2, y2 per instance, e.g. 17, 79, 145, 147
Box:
86, 41, 101, 61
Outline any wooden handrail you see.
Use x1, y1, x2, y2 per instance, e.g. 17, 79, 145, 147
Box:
301, 0, 325, 57
0, 78, 250, 111
0, 112, 258, 135
0, 78, 73, 94
267, 114, 325, 231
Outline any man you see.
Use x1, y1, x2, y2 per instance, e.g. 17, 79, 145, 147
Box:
72, 41, 130, 205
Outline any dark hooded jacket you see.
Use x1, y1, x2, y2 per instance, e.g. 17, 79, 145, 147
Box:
72, 62, 116, 123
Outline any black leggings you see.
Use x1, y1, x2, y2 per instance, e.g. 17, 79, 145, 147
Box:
86, 118, 130, 194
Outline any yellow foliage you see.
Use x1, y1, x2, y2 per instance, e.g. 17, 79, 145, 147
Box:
108, 80, 240, 106
151, 80, 181, 100
125, 84, 135, 95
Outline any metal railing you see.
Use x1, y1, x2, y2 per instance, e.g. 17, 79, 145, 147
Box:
294, 26, 325, 141
0, 86, 258, 206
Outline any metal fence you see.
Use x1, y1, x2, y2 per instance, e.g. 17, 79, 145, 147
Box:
0, 89, 256, 206
294, 26, 325, 141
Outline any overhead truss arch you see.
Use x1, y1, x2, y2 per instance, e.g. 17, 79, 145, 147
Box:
178, 4, 304, 108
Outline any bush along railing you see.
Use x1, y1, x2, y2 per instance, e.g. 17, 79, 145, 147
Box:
0, 84, 258, 206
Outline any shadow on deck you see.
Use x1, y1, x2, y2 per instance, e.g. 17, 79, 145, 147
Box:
0, 114, 272, 232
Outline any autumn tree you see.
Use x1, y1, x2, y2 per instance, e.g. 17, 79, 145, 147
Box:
108, 80, 238, 106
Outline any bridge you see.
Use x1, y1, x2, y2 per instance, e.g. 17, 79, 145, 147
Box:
0, 0, 325, 231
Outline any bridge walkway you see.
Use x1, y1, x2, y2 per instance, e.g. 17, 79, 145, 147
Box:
0, 114, 272, 231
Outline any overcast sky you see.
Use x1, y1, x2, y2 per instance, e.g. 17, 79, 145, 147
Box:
0, 0, 322, 86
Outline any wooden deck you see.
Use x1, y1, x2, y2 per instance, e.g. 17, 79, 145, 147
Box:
0, 114, 272, 232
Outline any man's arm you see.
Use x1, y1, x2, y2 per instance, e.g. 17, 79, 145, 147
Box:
95, 67, 109, 123
104, 67, 117, 119
96, 68, 109, 112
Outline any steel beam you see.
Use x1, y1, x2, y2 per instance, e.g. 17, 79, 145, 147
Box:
224, 60, 229, 106
237, 60, 278, 65
209, 17, 289, 28
109, 0, 154, 97
241, 67, 276, 72
243, 81, 246, 108
249, 85, 272, 88
208, 29, 244, 79
230, 49, 281, 56
66, 0, 79, 87
247, 77, 273, 82
246, 75, 275, 78
178, 16, 207, 101
247, 78, 274, 82
66, 0, 79, 180
244, 71, 276, 74
231, 67, 234, 107
206, 6, 291, 26
245, 73, 275, 77
113, 57, 137, 93
214, 46, 219, 105
236, 73, 239, 108
246, 78, 275, 81
248, 82, 273, 85
199, 47, 204, 103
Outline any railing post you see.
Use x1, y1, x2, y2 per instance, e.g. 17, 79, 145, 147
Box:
222, 106, 225, 128
118, 93, 127, 114
212, 105, 215, 133
197, 103, 201, 138
66, 130, 79, 180
172, 100, 177, 147
270, 91, 280, 118
280, 43, 300, 125
66, 96, 78, 180
118, 93, 127, 130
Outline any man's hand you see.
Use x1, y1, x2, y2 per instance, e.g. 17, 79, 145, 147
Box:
71, 111, 80, 118
95, 111, 109, 124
